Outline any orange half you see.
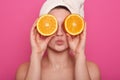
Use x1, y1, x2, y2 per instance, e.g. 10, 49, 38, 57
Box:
64, 14, 85, 35
37, 14, 57, 36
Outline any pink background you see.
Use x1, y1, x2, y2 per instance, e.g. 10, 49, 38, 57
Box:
0, 0, 120, 80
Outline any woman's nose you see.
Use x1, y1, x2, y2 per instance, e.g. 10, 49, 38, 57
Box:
56, 25, 64, 36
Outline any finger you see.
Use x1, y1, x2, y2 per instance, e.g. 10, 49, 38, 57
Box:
30, 18, 39, 36
80, 22, 87, 38
32, 18, 39, 30
84, 22, 86, 30
74, 35, 79, 40
45, 35, 55, 43
79, 22, 87, 44
83, 22, 87, 35
36, 33, 42, 44
66, 33, 72, 42
33, 27, 39, 42
83, 22, 87, 39
33, 18, 39, 27
30, 18, 40, 44
30, 27, 36, 42
40, 35, 47, 40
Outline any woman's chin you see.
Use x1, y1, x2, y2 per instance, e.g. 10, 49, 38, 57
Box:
48, 45, 68, 53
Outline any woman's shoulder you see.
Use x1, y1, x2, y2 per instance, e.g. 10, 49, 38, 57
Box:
16, 62, 29, 80
87, 61, 101, 80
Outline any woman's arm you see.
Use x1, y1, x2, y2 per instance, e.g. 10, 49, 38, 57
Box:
16, 53, 43, 80
16, 19, 53, 80
25, 52, 42, 80
75, 52, 101, 80
25, 18, 54, 80
67, 23, 100, 80
67, 23, 91, 80
74, 51, 91, 80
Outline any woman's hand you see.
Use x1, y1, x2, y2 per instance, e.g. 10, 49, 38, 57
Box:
30, 18, 54, 58
67, 23, 91, 80
67, 23, 86, 58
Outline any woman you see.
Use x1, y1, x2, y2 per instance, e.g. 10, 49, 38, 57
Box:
16, 0, 100, 80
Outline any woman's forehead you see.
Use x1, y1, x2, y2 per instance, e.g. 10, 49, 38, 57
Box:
49, 8, 70, 16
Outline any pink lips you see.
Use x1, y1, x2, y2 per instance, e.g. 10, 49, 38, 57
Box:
56, 40, 64, 45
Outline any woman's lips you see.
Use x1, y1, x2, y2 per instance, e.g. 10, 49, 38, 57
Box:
55, 40, 64, 45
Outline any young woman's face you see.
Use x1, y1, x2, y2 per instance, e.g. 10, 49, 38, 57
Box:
48, 8, 70, 52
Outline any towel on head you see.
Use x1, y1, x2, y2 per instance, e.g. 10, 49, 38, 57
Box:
39, 0, 85, 17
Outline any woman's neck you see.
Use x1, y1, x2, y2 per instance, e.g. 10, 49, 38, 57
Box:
46, 48, 73, 67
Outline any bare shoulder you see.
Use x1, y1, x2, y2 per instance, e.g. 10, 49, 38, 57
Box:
16, 62, 29, 80
87, 61, 101, 80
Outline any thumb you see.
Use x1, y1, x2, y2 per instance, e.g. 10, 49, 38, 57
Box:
45, 35, 55, 43
66, 33, 72, 43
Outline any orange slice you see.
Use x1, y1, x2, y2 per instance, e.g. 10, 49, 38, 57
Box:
64, 14, 85, 35
37, 14, 57, 36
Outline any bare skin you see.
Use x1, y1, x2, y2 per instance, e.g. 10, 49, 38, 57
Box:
16, 8, 101, 80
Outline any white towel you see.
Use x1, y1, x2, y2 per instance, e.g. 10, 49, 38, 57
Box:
39, 0, 85, 17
